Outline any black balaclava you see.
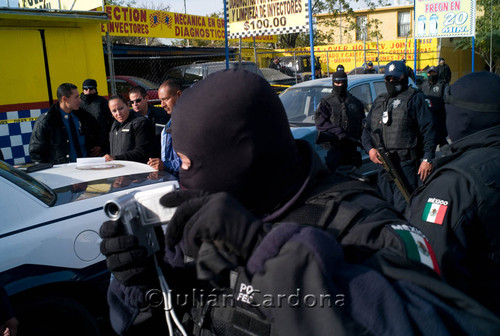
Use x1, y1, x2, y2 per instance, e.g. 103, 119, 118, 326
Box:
172, 69, 303, 215
386, 76, 408, 97
82, 78, 98, 101
384, 60, 408, 97
332, 70, 348, 97
445, 71, 500, 141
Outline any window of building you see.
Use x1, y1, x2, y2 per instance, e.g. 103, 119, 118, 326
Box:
398, 11, 411, 37
394, 0, 413, 5
356, 16, 367, 41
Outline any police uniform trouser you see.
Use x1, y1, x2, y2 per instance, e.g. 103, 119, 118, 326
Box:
377, 159, 417, 213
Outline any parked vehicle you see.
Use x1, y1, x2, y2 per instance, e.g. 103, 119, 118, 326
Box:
281, 74, 419, 178
107, 75, 159, 102
260, 68, 298, 93
278, 55, 322, 81
348, 64, 386, 75
165, 61, 263, 89
0, 159, 177, 335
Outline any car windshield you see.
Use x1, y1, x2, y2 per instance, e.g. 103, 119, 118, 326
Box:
0, 161, 56, 206
130, 77, 158, 90
280, 86, 332, 125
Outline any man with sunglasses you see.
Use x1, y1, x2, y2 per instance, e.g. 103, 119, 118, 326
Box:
361, 60, 436, 213
129, 86, 170, 158
80, 78, 112, 153
315, 69, 365, 172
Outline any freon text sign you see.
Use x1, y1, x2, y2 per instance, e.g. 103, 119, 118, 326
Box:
414, 0, 476, 38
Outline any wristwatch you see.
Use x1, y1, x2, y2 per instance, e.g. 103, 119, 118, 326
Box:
422, 159, 431, 164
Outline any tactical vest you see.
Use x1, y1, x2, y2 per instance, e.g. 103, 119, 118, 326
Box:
370, 87, 418, 152
324, 93, 364, 139
421, 80, 445, 98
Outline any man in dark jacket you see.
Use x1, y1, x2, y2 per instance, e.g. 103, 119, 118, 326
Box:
362, 60, 436, 213
363, 61, 377, 74
129, 86, 169, 157
406, 71, 500, 317
104, 95, 154, 163
80, 78, 113, 153
314, 69, 365, 171
99, 70, 500, 336
420, 66, 448, 145
29, 83, 103, 164
436, 57, 452, 84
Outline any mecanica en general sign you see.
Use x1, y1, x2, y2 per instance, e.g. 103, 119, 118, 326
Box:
100, 5, 277, 43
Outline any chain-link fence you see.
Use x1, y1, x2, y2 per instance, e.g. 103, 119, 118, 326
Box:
105, 42, 441, 99
105, 44, 238, 103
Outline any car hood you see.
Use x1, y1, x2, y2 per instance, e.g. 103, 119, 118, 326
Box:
30, 160, 157, 189
29, 161, 177, 206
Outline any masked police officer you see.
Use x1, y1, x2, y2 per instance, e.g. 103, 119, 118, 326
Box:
421, 66, 448, 145
406, 71, 500, 317
361, 60, 436, 213
363, 61, 377, 74
99, 70, 499, 336
315, 69, 365, 171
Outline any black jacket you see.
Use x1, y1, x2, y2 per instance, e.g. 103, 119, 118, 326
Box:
29, 104, 102, 164
80, 93, 113, 153
142, 105, 169, 157
109, 113, 154, 163
406, 125, 500, 316
80, 93, 113, 132
420, 80, 448, 145
144, 105, 170, 129
437, 63, 452, 84
106, 140, 500, 335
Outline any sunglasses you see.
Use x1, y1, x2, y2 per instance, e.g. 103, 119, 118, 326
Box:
83, 86, 95, 90
129, 98, 143, 105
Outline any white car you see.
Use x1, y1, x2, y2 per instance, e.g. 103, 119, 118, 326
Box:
0, 160, 178, 335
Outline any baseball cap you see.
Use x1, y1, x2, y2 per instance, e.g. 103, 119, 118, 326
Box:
82, 79, 97, 89
384, 61, 407, 78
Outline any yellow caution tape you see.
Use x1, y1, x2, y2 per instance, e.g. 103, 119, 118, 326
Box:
0, 117, 38, 124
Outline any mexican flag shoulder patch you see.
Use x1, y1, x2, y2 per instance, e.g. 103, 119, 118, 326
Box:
422, 197, 449, 225
391, 224, 441, 275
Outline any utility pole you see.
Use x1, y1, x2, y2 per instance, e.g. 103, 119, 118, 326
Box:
185, 0, 190, 47
490, 0, 493, 72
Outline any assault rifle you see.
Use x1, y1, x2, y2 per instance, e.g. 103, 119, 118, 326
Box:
373, 130, 412, 202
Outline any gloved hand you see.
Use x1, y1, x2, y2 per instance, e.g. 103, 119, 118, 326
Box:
100, 220, 157, 286
160, 191, 266, 275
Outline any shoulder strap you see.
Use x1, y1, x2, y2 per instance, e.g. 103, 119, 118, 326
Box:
281, 177, 383, 238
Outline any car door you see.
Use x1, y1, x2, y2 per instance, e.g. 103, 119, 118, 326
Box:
348, 82, 373, 114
